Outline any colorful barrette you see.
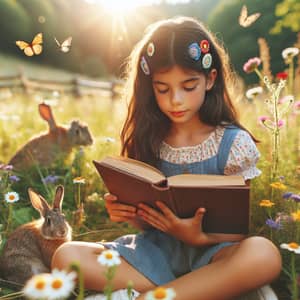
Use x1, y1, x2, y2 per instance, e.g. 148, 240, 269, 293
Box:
202, 53, 212, 69
188, 42, 201, 61
147, 42, 155, 57
200, 40, 210, 53
140, 56, 150, 75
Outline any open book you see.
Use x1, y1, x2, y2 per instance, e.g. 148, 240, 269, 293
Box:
93, 156, 250, 234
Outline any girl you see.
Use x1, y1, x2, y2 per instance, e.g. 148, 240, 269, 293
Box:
52, 16, 281, 300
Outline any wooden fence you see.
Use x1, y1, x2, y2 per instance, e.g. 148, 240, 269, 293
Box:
0, 73, 123, 99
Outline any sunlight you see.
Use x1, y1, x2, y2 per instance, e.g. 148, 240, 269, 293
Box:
97, 0, 159, 16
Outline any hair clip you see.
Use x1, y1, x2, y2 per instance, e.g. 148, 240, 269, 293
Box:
200, 40, 210, 53
140, 56, 150, 75
188, 42, 201, 61
147, 42, 155, 57
202, 53, 212, 69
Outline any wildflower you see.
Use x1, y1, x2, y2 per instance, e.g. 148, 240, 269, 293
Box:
258, 115, 271, 123
0, 164, 13, 171
259, 199, 275, 207
283, 192, 293, 199
243, 57, 261, 73
276, 212, 294, 224
280, 242, 300, 254
291, 210, 300, 221
282, 47, 299, 61
43, 175, 59, 184
47, 269, 77, 300
9, 175, 20, 182
276, 72, 288, 80
23, 273, 52, 299
4, 191, 20, 203
97, 249, 121, 267
145, 287, 176, 300
290, 194, 300, 202
73, 176, 86, 184
265, 218, 282, 230
277, 119, 285, 128
245, 86, 263, 99
270, 182, 287, 190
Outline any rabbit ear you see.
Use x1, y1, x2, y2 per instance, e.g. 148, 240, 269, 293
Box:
38, 103, 57, 131
53, 185, 64, 211
28, 188, 51, 216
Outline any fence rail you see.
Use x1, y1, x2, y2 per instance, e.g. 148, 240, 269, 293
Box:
0, 73, 123, 98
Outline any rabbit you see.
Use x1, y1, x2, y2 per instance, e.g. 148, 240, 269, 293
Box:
0, 185, 72, 285
8, 102, 93, 170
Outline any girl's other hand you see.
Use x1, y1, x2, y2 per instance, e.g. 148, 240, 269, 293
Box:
137, 201, 209, 246
104, 193, 137, 222
137, 201, 246, 246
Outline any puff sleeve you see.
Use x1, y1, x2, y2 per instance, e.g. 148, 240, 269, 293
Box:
224, 130, 261, 180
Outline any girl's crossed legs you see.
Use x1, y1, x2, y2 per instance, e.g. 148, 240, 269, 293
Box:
52, 236, 281, 300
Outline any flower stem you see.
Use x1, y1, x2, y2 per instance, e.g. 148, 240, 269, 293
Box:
290, 253, 298, 300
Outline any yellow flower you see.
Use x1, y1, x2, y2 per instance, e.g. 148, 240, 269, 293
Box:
259, 200, 275, 207
291, 210, 300, 221
73, 176, 86, 184
270, 182, 287, 190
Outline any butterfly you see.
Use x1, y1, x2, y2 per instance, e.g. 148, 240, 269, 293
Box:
238, 5, 261, 28
54, 36, 72, 53
16, 33, 43, 56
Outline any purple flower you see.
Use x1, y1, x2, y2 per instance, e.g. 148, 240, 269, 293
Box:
290, 194, 300, 202
283, 192, 293, 199
9, 175, 20, 182
265, 218, 282, 230
42, 175, 59, 184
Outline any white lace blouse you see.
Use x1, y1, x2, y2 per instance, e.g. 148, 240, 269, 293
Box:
159, 126, 261, 180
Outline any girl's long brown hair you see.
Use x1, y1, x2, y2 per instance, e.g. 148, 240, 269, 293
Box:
121, 16, 256, 166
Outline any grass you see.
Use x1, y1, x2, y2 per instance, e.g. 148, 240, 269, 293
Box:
0, 59, 299, 299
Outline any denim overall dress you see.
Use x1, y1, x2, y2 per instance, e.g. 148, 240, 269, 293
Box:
103, 126, 241, 285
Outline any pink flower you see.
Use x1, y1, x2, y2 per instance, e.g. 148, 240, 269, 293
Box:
277, 119, 285, 128
258, 116, 270, 123
294, 101, 300, 109
243, 57, 261, 73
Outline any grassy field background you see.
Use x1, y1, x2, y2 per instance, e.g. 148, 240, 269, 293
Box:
0, 54, 299, 299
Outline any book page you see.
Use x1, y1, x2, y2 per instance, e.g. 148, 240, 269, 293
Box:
168, 174, 245, 187
102, 156, 165, 183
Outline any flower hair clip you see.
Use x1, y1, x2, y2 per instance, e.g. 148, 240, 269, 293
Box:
140, 56, 150, 75
188, 39, 212, 69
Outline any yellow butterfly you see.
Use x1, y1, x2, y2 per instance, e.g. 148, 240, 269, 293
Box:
239, 5, 261, 28
54, 36, 72, 53
16, 33, 43, 56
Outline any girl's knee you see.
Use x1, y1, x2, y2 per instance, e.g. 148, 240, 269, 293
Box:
51, 241, 77, 270
241, 236, 282, 279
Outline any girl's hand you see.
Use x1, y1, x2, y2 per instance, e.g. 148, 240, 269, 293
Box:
137, 201, 208, 246
104, 193, 137, 223
138, 201, 246, 246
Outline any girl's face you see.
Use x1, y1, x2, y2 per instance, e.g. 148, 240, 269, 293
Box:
152, 65, 216, 125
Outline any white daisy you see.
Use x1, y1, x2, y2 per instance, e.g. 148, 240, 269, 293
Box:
47, 269, 77, 300
4, 191, 20, 203
245, 86, 263, 99
280, 242, 300, 254
282, 47, 299, 60
97, 249, 121, 267
145, 287, 176, 300
23, 273, 52, 300
73, 176, 86, 184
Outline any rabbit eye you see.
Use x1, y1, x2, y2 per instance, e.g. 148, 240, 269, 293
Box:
46, 216, 51, 226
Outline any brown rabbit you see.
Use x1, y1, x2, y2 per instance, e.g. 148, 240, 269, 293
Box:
0, 185, 72, 285
8, 103, 93, 170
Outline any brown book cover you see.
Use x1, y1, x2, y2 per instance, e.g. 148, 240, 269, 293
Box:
93, 156, 250, 234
